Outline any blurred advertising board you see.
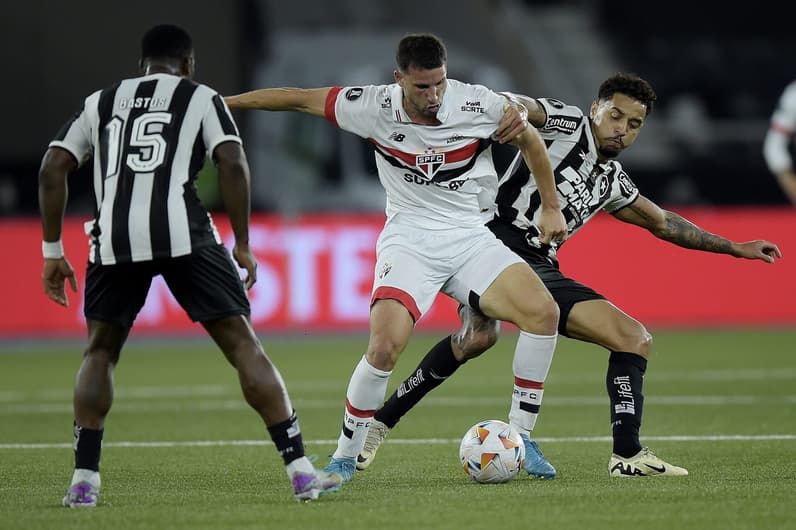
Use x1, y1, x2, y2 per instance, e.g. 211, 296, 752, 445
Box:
1, 208, 794, 338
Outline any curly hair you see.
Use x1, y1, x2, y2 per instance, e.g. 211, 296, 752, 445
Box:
395, 33, 447, 73
598, 73, 657, 116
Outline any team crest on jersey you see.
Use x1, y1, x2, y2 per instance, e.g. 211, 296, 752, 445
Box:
416, 151, 446, 179
378, 262, 392, 279
598, 175, 610, 200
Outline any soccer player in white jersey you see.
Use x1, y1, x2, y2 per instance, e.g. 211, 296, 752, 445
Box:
225, 33, 568, 482
763, 80, 796, 205
358, 73, 782, 478
40, 24, 341, 506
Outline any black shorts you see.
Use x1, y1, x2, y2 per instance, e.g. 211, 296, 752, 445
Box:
84, 244, 250, 328
487, 218, 605, 337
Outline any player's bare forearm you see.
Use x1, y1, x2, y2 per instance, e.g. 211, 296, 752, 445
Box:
617, 197, 781, 262
513, 128, 567, 242
218, 168, 250, 245
215, 144, 252, 246
651, 208, 734, 254
515, 128, 559, 212
657, 211, 783, 262
38, 148, 73, 241
224, 87, 329, 117
39, 179, 67, 241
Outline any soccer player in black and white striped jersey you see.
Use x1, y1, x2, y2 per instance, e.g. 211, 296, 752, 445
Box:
39, 24, 340, 506
359, 73, 781, 478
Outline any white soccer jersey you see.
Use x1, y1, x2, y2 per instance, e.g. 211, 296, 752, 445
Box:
50, 73, 241, 265
763, 80, 796, 173
496, 97, 639, 259
325, 80, 508, 229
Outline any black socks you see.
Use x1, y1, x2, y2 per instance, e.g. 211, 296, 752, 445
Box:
73, 422, 103, 471
374, 335, 463, 428
606, 351, 647, 457
267, 411, 306, 465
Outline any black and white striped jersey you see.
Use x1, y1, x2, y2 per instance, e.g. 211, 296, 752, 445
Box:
495, 97, 639, 260
50, 73, 241, 265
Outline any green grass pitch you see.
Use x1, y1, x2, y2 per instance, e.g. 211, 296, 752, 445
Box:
1, 329, 794, 530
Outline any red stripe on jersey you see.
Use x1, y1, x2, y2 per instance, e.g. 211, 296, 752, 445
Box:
514, 377, 544, 389
371, 286, 421, 323
345, 398, 376, 418
771, 123, 794, 135
369, 138, 482, 167
325, 86, 344, 126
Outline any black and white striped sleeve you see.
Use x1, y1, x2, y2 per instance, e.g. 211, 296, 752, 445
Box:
48, 91, 99, 165
202, 92, 242, 156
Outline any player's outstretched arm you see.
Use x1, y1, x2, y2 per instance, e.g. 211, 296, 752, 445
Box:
510, 126, 567, 245
613, 195, 782, 263
224, 87, 332, 117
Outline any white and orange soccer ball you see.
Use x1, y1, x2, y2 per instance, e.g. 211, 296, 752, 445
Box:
459, 419, 525, 483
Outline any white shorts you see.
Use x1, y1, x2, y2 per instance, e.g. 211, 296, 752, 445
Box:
371, 221, 524, 322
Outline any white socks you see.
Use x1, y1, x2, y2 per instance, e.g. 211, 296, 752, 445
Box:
332, 355, 391, 459
71, 468, 100, 488
285, 456, 315, 478
508, 330, 557, 435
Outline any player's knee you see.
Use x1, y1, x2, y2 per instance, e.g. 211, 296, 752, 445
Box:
515, 297, 559, 335
618, 324, 652, 358
638, 328, 653, 358
366, 337, 404, 370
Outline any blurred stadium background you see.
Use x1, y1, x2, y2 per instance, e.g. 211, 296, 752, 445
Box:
0, 0, 794, 337
1, 4, 794, 527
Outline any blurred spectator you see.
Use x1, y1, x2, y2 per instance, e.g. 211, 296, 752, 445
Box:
763, 80, 796, 205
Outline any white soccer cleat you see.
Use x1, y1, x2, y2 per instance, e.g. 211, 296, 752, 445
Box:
356, 419, 391, 470
609, 447, 688, 477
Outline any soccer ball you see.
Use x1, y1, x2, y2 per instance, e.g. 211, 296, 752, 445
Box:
459, 419, 525, 483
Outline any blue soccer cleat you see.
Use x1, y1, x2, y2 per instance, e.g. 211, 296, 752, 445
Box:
520, 433, 557, 479
323, 456, 357, 483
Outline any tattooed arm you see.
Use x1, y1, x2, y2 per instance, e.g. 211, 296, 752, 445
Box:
613, 195, 782, 263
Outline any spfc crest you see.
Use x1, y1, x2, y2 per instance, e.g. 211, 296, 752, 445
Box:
415, 152, 445, 180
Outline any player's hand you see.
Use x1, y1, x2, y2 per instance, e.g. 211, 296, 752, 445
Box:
233, 243, 258, 289
494, 103, 528, 144
537, 208, 568, 246
42, 257, 77, 307
735, 240, 782, 263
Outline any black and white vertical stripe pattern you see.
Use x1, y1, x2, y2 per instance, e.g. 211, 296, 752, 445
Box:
50, 73, 241, 265
495, 98, 639, 253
